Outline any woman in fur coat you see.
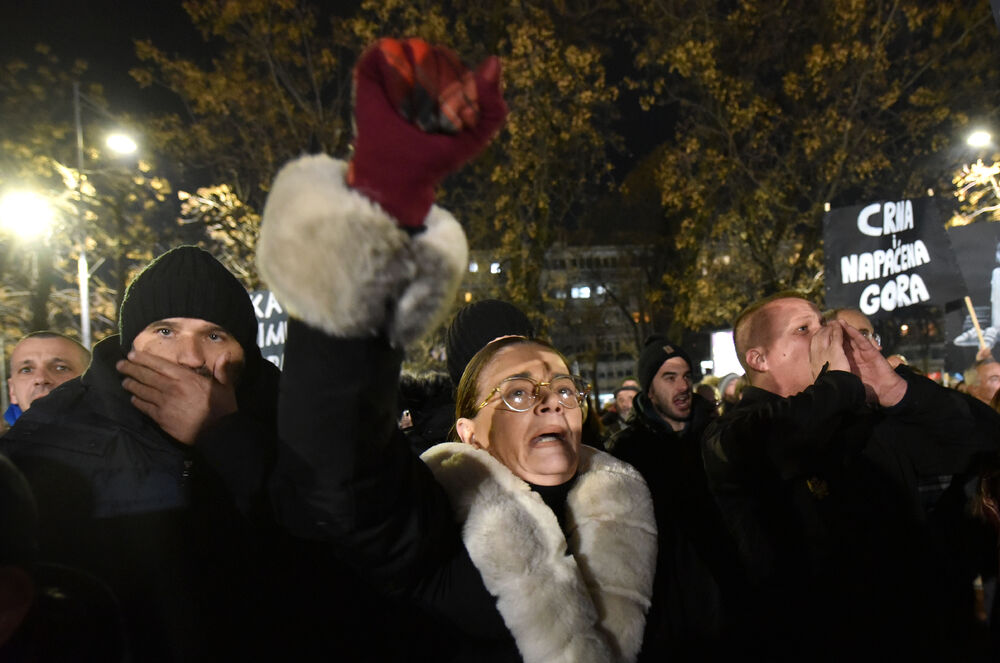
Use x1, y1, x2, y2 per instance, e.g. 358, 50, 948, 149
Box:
258, 38, 657, 662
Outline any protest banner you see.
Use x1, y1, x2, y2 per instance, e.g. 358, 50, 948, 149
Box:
250, 290, 287, 369
824, 198, 965, 317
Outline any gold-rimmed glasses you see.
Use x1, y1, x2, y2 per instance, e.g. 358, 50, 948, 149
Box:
474, 375, 591, 413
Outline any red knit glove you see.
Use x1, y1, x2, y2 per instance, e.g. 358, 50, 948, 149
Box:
347, 38, 508, 229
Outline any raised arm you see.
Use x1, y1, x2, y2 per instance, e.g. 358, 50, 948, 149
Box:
258, 38, 507, 587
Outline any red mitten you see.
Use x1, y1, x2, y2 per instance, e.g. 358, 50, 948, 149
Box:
347, 38, 508, 229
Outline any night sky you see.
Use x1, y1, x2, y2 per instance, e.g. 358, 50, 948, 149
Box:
1, 1, 204, 112
0, 1, 670, 161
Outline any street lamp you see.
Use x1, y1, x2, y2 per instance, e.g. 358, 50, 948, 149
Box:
106, 133, 137, 156
968, 130, 993, 149
73, 82, 137, 349
0, 191, 54, 240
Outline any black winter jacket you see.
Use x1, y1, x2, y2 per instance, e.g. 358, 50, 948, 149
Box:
608, 393, 747, 660
0, 335, 280, 662
702, 368, 999, 660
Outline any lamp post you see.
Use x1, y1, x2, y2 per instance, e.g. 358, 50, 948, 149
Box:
73, 82, 136, 349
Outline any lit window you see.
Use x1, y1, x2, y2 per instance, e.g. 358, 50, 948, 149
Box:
571, 286, 591, 299
469, 261, 479, 273
464, 291, 472, 302
490, 262, 501, 274
596, 285, 605, 295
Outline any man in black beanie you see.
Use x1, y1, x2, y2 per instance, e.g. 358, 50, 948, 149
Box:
0, 246, 280, 661
607, 335, 746, 661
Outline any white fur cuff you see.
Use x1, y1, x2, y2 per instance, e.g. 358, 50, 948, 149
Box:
257, 154, 468, 347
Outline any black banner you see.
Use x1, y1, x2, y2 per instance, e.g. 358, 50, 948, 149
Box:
250, 290, 288, 370
823, 199, 965, 317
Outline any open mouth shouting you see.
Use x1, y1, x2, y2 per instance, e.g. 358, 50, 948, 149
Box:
530, 427, 569, 447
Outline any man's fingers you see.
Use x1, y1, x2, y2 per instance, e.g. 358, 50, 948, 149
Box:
117, 358, 170, 389
212, 352, 232, 386
826, 320, 844, 344
121, 376, 163, 404
841, 322, 878, 353
128, 394, 159, 420
124, 350, 190, 379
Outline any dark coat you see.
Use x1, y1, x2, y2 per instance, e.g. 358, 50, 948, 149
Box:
702, 368, 1000, 660
273, 322, 528, 662
0, 335, 280, 662
608, 393, 747, 661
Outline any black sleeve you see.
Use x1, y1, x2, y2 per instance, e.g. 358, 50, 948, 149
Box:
194, 361, 282, 522
271, 319, 462, 591
874, 369, 1000, 476
703, 370, 867, 486
194, 412, 276, 522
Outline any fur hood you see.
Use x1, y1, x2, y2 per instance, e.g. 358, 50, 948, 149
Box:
420, 443, 658, 663
257, 154, 467, 348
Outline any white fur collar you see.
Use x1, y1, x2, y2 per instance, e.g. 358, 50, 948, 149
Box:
257, 154, 467, 347
420, 443, 657, 663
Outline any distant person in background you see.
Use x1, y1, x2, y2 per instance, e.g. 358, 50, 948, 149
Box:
695, 381, 720, 414
616, 383, 640, 421
5, 332, 90, 426
967, 359, 1000, 406
603, 382, 640, 438
824, 307, 908, 368
607, 336, 746, 660
717, 373, 743, 415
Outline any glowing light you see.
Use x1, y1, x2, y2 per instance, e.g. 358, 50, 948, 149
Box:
967, 130, 992, 149
0, 191, 54, 239
106, 133, 137, 155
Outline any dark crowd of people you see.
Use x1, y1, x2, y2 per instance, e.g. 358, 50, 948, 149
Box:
3, 37, 1000, 662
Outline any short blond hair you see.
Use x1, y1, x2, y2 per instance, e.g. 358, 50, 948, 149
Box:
733, 291, 812, 375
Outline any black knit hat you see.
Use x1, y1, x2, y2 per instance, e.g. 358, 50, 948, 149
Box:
446, 300, 534, 385
118, 247, 259, 365
637, 335, 693, 393
614, 384, 640, 398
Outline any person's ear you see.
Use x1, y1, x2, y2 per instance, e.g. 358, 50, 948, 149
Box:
0, 566, 34, 647
746, 348, 766, 373
455, 418, 486, 449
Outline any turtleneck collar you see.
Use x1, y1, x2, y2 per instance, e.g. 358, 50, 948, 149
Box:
529, 474, 578, 537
